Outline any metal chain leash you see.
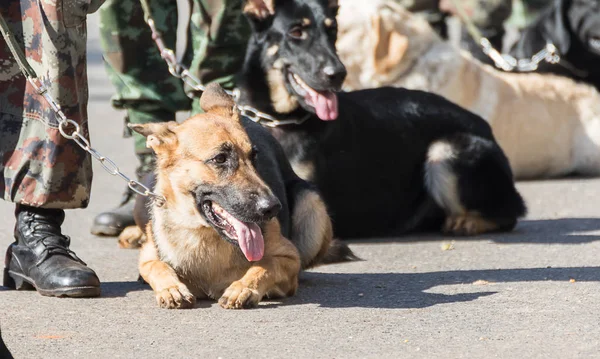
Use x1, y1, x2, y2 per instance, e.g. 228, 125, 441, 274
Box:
449, 0, 560, 72
0, 13, 167, 207
140, 0, 309, 128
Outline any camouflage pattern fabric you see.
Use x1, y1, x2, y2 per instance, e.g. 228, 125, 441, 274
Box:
0, 0, 103, 209
99, 0, 249, 154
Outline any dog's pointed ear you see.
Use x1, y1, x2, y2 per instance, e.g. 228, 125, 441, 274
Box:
243, 0, 275, 21
328, 0, 339, 17
128, 122, 178, 153
370, 13, 409, 76
200, 83, 236, 118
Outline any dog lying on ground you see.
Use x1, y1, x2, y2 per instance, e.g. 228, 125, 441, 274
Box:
234, 0, 526, 239
128, 84, 354, 309
509, 0, 600, 91
336, 0, 600, 179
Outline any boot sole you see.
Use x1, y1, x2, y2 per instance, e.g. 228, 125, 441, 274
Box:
90, 224, 123, 237
3, 268, 100, 298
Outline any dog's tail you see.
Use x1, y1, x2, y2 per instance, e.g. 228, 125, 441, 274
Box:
320, 239, 362, 265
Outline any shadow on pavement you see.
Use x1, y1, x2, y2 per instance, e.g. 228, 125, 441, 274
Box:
344, 218, 600, 245
100, 280, 149, 298
491, 218, 600, 244
47, 266, 600, 310
284, 266, 600, 309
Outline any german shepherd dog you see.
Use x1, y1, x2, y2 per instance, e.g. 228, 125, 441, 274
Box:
129, 84, 353, 309
235, 0, 527, 238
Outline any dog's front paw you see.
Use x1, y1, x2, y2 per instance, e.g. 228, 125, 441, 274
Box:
218, 281, 261, 309
155, 284, 196, 309
118, 225, 147, 249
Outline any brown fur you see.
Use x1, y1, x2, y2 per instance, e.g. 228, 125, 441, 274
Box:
337, 0, 600, 179
371, 13, 409, 76
443, 214, 500, 236
130, 84, 311, 309
291, 191, 333, 268
267, 67, 300, 113
117, 225, 146, 249
141, 217, 300, 309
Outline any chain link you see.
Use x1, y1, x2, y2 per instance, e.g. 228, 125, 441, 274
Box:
141, 2, 306, 128
25, 78, 167, 206
449, 0, 561, 73
237, 105, 310, 127
479, 39, 560, 73
2, 0, 311, 211
0, 11, 167, 207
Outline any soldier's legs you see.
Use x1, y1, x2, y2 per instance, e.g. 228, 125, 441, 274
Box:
0, 0, 100, 297
188, 0, 250, 114
92, 0, 190, 236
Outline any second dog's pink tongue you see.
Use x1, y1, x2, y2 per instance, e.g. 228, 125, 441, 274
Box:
231, 219, 264, 262
308, 90, 338, 121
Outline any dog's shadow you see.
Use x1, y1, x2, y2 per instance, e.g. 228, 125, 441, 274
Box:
94, 266, 599, 310
272, 266, 600, 309
95, 217, 600, 308
346, 218, 600, 245
492, 218, 600, 244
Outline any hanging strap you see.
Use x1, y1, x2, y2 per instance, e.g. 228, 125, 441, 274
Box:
0, 13, 37, 80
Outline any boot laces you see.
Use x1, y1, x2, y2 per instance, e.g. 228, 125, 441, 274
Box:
28, 220, 86, 267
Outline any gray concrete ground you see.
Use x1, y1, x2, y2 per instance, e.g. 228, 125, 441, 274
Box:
1, 12, 600, 359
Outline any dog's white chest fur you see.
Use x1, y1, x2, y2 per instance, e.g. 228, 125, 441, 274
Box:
152, 212, 249, 298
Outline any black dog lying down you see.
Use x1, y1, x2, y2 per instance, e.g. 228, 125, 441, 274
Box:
236, 0, 526, 238
510, 0, 600, 90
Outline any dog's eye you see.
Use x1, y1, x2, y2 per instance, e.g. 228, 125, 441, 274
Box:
212, 154, 228, 164
289, 26, 307, 40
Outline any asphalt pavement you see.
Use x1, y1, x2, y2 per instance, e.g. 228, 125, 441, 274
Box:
0, 13, 599, 359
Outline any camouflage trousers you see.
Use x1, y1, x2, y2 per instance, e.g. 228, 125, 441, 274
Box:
0, 0, 104, 209
99, 0, 249, 155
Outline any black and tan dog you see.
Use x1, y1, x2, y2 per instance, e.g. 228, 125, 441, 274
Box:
236, 0, 527, 238
129, 84, 352, 309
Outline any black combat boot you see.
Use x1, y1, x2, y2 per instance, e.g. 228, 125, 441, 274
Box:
90, 153, 155, 236
3, 205, 100, 297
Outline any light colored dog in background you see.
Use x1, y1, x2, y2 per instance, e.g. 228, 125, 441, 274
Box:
337, 0, 600, 179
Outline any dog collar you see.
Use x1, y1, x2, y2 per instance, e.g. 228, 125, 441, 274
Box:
236, 104, 311, 128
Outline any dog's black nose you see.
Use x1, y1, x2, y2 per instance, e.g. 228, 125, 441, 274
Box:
256, 197, 281, 220
322, 65, 347, 87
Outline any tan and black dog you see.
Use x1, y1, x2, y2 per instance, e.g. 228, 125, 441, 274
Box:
235, 0, 526, 238
129, 84, 354, 309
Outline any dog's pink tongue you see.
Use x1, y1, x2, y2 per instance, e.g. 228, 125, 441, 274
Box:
309, 90, 338, 121
232, 220, 264, 262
